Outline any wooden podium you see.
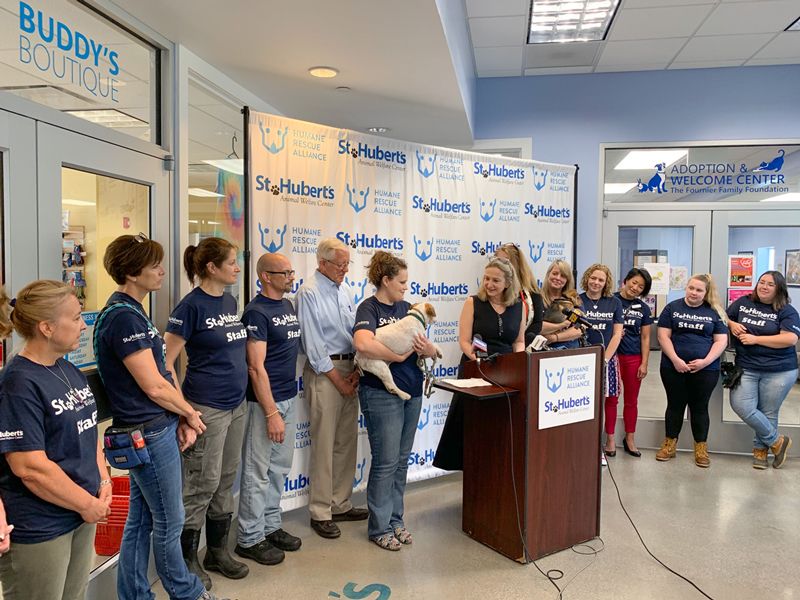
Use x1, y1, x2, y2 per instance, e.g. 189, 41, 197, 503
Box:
437, 346, 603, 562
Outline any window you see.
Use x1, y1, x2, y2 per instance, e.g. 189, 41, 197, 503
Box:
0, 0, 160, 143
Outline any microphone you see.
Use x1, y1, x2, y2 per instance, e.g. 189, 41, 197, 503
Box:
472, 334, 489, 360
526, 335, 550, 353
561, 306, 595, 330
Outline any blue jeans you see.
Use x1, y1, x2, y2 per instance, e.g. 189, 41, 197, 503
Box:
358, 385, 422, 539
729, 368, 797, 449
117, 417, 204, 600
237, 398, 297, 548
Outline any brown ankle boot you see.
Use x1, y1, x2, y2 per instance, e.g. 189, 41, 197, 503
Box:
770, 435, 792, 469
694, 442, 710, 468
752, 448, 768, 470
655, 437, 677, 461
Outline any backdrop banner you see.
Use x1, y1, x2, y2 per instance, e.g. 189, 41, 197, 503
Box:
246, 110, 576, 511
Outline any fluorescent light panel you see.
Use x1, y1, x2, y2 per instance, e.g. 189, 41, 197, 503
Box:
762, 193, 800, 202
529, 0, 619, 43
62, 198, 96, 207
614, 150, 688, 170
604, 183, 637, 195
188, 188, 224, 197
66, 109, 148, 129
201, 159, 244, 176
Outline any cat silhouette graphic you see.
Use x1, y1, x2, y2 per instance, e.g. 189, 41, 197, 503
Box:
754, 149, 785, 172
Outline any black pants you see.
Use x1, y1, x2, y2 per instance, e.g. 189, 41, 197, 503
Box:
659, 365, 719, 442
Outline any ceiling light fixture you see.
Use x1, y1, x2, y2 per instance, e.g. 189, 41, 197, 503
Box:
62, 198, 96, 207
201, 159, 244, 176
367, 127, 390, 133
762, 193, 800, 202
614, 150, 688, 170
188, 188, 224, 197
786, 16, 800, 31
308, 66, 339, 78
65, 109, 148, 129
604, 183, 637, 195
528, 0, 621, 44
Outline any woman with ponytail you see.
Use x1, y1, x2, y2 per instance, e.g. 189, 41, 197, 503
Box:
165, 237, 249, 588
0, 281, 111, 600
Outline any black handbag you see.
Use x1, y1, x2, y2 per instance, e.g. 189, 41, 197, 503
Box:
720, 350, 743, 390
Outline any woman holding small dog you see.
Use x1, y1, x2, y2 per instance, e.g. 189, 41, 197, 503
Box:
540, 260, 584, 350
353, 251, 438, 551
433, 257, 524, 471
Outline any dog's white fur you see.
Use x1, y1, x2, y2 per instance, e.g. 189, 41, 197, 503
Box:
355, 302, 442, 400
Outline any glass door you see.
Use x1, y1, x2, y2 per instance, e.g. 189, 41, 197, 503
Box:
34, 122, 169, 579
602, 210, 712, 449
710, 210, 800, 452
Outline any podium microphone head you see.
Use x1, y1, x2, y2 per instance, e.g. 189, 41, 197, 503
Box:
472, 334, 489, 360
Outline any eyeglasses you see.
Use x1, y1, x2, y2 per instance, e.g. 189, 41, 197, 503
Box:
133, 232, 148, 243
321, 257, 352, 271
266, 270, 296, 278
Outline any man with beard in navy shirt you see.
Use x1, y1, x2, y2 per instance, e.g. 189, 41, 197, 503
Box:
235, 253, 302, 565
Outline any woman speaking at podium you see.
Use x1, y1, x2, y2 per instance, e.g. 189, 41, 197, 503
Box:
433, 257, 524, 471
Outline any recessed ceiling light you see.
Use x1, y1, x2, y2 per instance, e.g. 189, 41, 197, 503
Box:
614, 150, 687, 170
367, 127, 390, 133
308, 66, 339, 78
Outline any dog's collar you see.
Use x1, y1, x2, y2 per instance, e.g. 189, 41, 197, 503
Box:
407, 308, 427, 328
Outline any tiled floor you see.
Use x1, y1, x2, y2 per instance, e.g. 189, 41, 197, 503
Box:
154, 451, 800, 600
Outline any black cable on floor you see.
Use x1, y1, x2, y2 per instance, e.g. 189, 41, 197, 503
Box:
604, 454, 715, 599
476, 362, 603, 599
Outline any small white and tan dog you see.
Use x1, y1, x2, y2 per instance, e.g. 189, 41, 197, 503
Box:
355, 302, 443, 400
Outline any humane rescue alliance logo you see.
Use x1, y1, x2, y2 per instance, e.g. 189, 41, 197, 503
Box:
539, 354, 596, 430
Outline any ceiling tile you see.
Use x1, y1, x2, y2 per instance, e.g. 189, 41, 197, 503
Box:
525, 41, 601, 68
697, 1, 800, 35
598, 38, 688, 67
746, 56, 800, 66
609, 5, 715, 40
478, 69, 526, 78
466, 0, 528, 18
675, 33, 775, 61
469, 16, 527, 47
669, 59, 744, 69
474, 46, 524, 71
751, 32, 800, 59
524, 66, 594, 75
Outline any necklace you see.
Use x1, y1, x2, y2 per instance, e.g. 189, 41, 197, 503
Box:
44, 360, 76, 396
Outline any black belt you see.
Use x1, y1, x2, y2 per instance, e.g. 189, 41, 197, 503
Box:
330, 353, 354, 361
113, 412, 176, 433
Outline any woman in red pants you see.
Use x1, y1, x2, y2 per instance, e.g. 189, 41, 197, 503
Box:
612, 268, 653, 457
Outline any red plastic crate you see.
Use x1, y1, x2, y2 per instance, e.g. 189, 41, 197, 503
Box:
95, 522, 125, 556
111, 476, 130, 496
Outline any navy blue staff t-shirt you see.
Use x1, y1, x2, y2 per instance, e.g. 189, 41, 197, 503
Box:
95, 291, 171, 425
166, 288, 247, 410
727, 297, 800, 372
658, 299, 728, 371
579, 293, 624, 349
615, 292, 654, 356
0, 356, 100, 543
354, 297, 423, 397
241, 294, 301, 403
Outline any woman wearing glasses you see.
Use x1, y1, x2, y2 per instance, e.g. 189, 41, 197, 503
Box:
165, 238, 249, 588
434, 257, 524, 471
94, 234, 220, 600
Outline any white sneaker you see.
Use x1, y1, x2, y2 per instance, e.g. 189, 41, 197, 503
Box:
601, 451, 608, 467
